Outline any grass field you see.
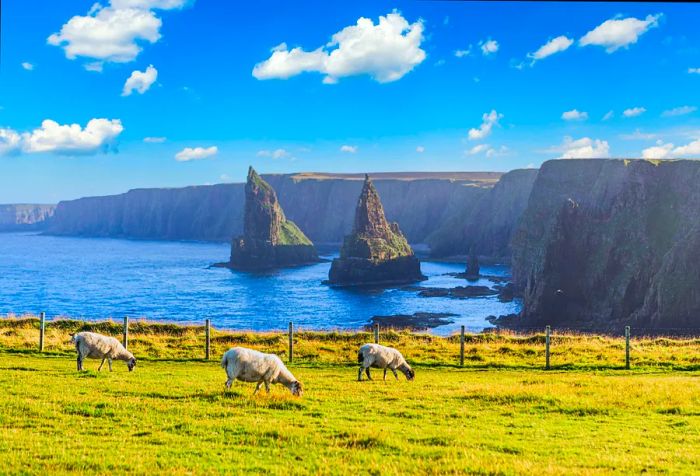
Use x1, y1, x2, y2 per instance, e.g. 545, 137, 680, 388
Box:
1, 317, 699, 474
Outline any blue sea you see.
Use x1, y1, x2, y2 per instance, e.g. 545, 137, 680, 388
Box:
0, 232, 521, 335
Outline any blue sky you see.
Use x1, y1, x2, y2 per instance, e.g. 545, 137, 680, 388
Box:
1, 0, 699, 202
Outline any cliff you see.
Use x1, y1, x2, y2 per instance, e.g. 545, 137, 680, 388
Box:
45, 172, 501, 248
511, 159, 700, 330
0, 204, 55, 231
426, 169, 538, 259
227, 167, 318, 269
328, 175, 423, 285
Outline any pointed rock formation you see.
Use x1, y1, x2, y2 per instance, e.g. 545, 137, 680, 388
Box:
328, 175, 424, 286
227, 167, 319, 270
465, 247, 480, 280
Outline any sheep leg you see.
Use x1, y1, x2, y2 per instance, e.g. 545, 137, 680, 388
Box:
264, 381, 270, 394
225, 378, 233, 389
77, 355, 82, 371
358, 366, 364, 381
253, 381, 263, 395
383, 368, 387, 381
98, 358, 106, 371
108, 358, 113, 372
392, 369, 399, 380
365, 367, 372, 380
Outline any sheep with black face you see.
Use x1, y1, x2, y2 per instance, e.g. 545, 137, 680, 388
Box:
221, 347, 303, 396
357, 343, 414, 382
71, 332, 136, 372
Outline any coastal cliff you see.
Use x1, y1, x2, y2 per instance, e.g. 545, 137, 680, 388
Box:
511, 159, 700, 330
45, 172, 501, 249
0, 204, 55, 231
328, 175, 423, 286
227, 167, 318, 269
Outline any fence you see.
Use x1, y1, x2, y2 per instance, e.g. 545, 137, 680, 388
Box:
24, 313, 694, 370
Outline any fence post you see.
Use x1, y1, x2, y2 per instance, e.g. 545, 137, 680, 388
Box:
123, 316, 129, 350
205, 319, 211, 360
545, 325, 551, 370
460, 325, 465, 367
288, 321, 294, 363
374, 323, 379, 344
39, 312, 46, 352
625, 326, 630, 370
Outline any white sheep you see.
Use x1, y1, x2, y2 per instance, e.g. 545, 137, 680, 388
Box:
71, 332, 137, 372
221, 347, 303, 396
357, 343, 415, 382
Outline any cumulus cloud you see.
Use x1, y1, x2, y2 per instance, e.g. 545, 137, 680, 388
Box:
0, 118, 123, 156
662, 105, 697, 117
257, 148, 291, 159
21, 62, 34, 71
644, 139, 700, 159
340, 145, 358, 153
468, 144, 490, 155
579, 14, 661, 53
143, 136, 166, 143
252, 11, 426, 84
479, 39, 499, 56
122, 65, 158, 96
48, 0, 189, 68
552, 136, 610, 159
562, 109, 588, 121
454, 47, 471, 58
623, 107, 646, 118
528, 36, 573, 62
468, 110, 503, 140
175, 146, 217, 162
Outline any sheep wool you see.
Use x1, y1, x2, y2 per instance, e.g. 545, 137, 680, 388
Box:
221, 347, 303, 396
357, 343, 415, 381
72, 332, 136, 372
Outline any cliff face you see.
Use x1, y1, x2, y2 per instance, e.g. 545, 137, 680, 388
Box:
228, 167, 317, 269
46, 172, 500, 247
426, 169, 538, 259
0, 204, 55, 231
512, 159, 700, 329
328, 175, 423, 285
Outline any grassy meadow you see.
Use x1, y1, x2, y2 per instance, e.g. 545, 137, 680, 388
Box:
1, 316, 699, 474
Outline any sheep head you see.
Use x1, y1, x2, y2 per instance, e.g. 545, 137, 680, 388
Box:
127, 357, 137, 372
290, 381, 303, 397
399, 364, 415, 381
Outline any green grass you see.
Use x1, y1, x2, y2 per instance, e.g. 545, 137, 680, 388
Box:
0, 351, 699, 475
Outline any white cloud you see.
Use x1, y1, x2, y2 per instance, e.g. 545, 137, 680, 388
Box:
662, 105, 697, 117
48, 0, 189, 67
579, 14, 661, 53
689, 68, 700, 74
602, 110, 614, 121
340, 145, 358, 153
175, 146, 217, 162
219, 173, 232, 182
468, 110, 503, 140
623, 107, 646, 118
416, 146, 425, 153
479, 39, 499, 56
619, 129, 656, 140
122, 65, 158, 96
256, 148, 290, 159
84, 62, 104, 72
553, 136, 610, 159
21, 62, 34, 71
454, 47, 471, 58
562, 109, 588, 121
0, 118, 123, 156
252, 11, 426, 84
143, 136, 166, 143
642, 139, 700, 159
467, 144, 508, 158
528, 36, 573, 62
468, 144, 490, 155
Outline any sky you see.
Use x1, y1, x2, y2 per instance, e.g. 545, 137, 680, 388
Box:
1, 0, 699, 203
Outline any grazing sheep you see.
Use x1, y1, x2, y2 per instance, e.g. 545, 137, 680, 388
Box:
357, 343, 415, 382
221, 347, 303, 396
71, 332, 136, 372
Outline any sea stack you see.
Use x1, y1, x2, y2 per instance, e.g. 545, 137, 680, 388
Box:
328, 175, 424, 286
228, 167, 319, 270
465, 247, 480, 280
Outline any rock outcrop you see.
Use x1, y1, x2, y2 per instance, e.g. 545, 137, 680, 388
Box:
328, 175, 424, 286
511, 159, 700, 330
0, 204, 55, 231
465, 248, 480, 280
226, 167, 318, 270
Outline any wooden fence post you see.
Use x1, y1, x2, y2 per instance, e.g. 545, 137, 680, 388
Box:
374, 323, 379, 344
545, 325, 551, 370
205, 319, 211, 360
123, 316, 129, 350
39, 312, 46, 352
625, 326, 630, 370
460, 325, 465, 367
288, 321, 294, 363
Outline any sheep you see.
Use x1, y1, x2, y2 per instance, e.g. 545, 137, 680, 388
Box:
357, 343, 415, 382
221, 347, 303, 396
71, 332, 136, 372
